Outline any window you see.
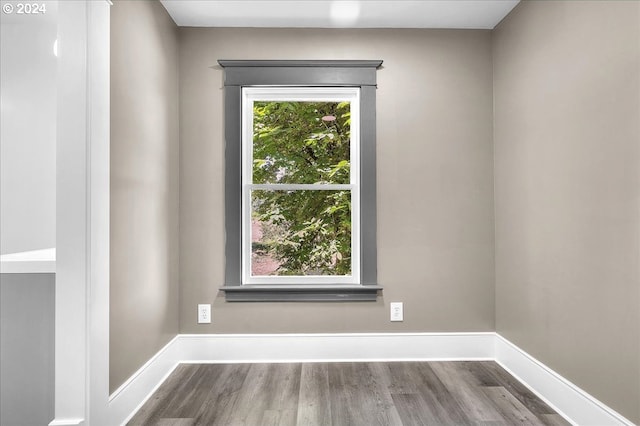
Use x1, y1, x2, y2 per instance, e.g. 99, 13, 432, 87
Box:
242, 87, 360, 284
219, 60, 382, 301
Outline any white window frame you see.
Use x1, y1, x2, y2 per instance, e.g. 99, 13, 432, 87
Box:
241, 87, 361, 285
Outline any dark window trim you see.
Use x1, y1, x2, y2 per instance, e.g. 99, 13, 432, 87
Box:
219, 59, 382, 302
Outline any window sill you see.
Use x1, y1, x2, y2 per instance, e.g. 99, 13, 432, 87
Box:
220, 284, 382, 302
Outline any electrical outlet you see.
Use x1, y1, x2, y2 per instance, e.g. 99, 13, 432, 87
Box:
390, 302, 403, 322
198, 304, 211, 324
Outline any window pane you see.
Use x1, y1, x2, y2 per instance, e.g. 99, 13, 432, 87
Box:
253, 101, 351, 185
251, 189, 352, 276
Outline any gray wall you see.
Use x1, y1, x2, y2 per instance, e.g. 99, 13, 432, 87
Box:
0, 3, 57, 255
0, 274, 54, 426
179, 28, 495, 334
493, 1, 640, 423
110, 0, 180, 392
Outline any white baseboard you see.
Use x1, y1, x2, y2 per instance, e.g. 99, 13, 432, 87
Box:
49, 419, 84, 426
494, 334, 634, 426
110, 332, 634, 426
179, 332, 495, 363
108, 335, 182, 426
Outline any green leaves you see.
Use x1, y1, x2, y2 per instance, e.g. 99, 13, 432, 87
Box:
251, 100, 353, 276
328, 160, 350, 180
252, 101, 351, 185
252, 189, 352, 276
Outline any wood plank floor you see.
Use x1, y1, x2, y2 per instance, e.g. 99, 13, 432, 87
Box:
128, 361, 570, 426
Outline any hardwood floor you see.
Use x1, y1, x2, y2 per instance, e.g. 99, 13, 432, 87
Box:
128, 361, 570, 426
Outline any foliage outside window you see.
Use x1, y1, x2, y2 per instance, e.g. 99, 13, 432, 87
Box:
242, 87, 361, 285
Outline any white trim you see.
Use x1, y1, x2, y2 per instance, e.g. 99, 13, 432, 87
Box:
0, 251, 56, 274
179, 332, 494, 363
249, 184, 354, 191
109, 335, 181, 401
0, 248, 55, 261
53, 1, 90, 424
112, 332, 635, 426
0, 261, 55, 274
118, 364, 180, 426
87, 1, 112, 424
48, 419, 84, 426
111, 336, 183, 426
242, 86, 364, 101
51, 2, 112, 426
494, 334, 634, 426
241, 87, 361, 285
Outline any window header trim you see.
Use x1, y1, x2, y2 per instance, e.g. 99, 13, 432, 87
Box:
218, 59, 383, 87
218, 60, 383, 68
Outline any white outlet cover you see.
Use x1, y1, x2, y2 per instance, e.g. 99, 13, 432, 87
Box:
198, 304, 211, 324
390, 302, 403, 322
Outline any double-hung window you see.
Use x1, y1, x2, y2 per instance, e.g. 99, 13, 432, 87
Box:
242, 87, 360, 284
219, 60, 382, 301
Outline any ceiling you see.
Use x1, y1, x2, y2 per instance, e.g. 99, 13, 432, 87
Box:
159, 0, 520, 29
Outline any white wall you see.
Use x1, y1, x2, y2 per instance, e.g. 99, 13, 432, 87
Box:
0, 1, 58, 254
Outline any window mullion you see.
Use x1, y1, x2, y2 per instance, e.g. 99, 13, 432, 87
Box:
247, 184, 354, 191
